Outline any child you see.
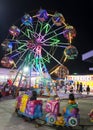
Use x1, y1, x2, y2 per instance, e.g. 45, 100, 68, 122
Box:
55, 113, 65, 126
62, 93, 79, 126
62, 93, 77, 114
68, 93, 76, 104
30, 90, 37, 101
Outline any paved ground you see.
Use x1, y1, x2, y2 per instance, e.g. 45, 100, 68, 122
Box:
0, 94, 93, 130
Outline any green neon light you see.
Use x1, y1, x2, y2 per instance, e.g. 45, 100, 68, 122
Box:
38, 22, 51, 34
18, 44, 26, 50
26, 28, 34, 38
43, 23, 51, 34
50, 38, 60, 45
43, 55, 50, 63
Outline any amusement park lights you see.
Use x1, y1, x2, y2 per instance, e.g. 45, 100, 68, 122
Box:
23, 66, 29, 73
1, 9, 78, 87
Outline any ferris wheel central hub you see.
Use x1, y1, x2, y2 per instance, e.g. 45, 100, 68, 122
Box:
27, 37, 43, 50
36, 35, 44, 44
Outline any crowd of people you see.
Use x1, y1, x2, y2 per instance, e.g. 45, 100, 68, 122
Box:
0, 83, 20, 100
55, 82, 91, 95
0, 80, 91, 102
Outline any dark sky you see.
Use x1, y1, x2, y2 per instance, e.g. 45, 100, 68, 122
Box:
0, 0, 93, 74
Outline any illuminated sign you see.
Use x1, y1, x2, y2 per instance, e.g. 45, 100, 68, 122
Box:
67, 75, 93, 88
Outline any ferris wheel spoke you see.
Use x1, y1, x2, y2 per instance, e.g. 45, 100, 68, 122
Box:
42, 47, 63, 65
25, 26, 34, 39
14, 40, 28, 51
60, 55, 65, 63
43, 22, 55, 36
10, 50, 25, 58
20, 29, 33, 40
42, 47, 58, 63
6, 39, 27, 44
5, 47, 24, 56
17, 44, 27, 50
42, 30, 67, 44
49, 46, 57, 56
44, 25, 66, 38
42, 42, 70, 47
29, 23, 35, 32
42, 22, 55, 37
43, 56, 50, 63
38, 21, 43, 35
46, 12, 67, 35
43, 47, 57, 63
12, 48, 29, 69
25, 25, 38, 39
38, 16, 54, 36
34, 19, 40, 35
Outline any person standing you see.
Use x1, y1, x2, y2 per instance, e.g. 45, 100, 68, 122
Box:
76, 82, 79, 93
86, 85, 90, 95
79, 82, 83, 94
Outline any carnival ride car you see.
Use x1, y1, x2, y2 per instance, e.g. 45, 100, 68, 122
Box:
15, 93, 80, 128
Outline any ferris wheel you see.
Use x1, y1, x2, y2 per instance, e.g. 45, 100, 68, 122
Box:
1, 9, 78, 87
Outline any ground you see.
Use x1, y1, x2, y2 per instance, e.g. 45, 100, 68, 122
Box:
0, 95, 93, 130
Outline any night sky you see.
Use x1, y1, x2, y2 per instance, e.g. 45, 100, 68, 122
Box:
0, 0, 93, 74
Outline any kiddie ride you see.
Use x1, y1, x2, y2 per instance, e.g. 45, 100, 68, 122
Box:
15, 94, 80, 128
